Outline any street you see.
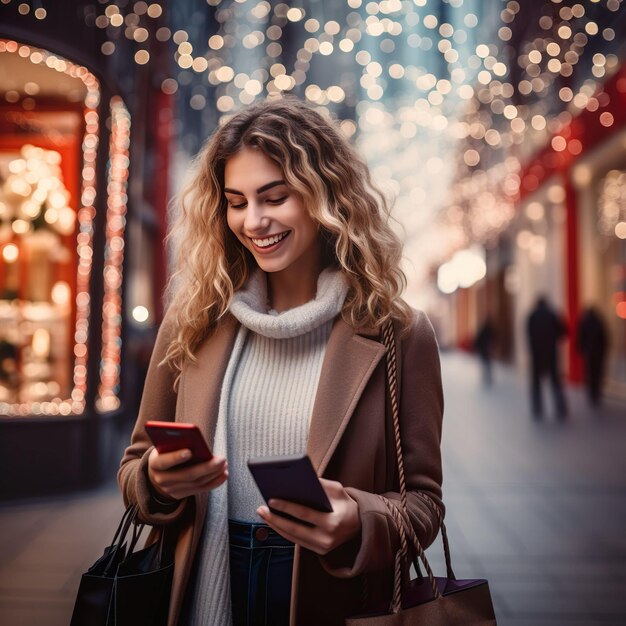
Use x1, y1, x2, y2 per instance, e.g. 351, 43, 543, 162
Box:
1, 351, 625, 625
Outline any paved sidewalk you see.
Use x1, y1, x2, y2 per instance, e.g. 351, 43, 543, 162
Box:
0, 352, 625, 625
436, 352, 626, 626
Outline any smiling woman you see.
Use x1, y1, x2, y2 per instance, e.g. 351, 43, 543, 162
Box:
225, 147, 321, 311
118, 96, 445, 626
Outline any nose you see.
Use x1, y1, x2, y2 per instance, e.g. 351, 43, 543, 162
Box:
243, 202, 269, 233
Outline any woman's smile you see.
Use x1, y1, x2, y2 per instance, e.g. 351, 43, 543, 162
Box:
249, 230, 291, 252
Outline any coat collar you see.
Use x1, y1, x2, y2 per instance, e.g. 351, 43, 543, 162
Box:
179, 313, 386, 476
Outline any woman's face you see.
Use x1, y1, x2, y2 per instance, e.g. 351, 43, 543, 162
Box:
225, 146, 320, 279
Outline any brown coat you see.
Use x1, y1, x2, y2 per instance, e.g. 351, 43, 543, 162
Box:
118, 308, 444, 625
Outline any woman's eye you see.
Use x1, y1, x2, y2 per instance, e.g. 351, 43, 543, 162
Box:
267, 195, 288, 204
228, 201, 246, 209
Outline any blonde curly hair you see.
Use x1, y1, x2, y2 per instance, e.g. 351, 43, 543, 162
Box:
163, 96, 412, 382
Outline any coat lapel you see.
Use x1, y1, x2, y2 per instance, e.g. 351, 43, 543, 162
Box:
307, 319, 386, 475
179, 315, 238, 447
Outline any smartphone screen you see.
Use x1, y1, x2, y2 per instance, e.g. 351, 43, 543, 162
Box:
247, 453, 333, 524
145, 421, 213, 464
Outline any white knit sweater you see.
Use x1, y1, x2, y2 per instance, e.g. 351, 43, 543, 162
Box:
185, 267, 349, 625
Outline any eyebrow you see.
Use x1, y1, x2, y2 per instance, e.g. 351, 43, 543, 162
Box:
223, 180, 286, 196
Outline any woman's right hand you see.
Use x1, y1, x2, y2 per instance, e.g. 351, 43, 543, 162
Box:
148, 447, 228, 501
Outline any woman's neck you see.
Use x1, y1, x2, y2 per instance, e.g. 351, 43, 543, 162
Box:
267, 268, 320, 312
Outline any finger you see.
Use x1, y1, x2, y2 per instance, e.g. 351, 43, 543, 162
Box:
267, 498, 323, 526
258, 506, 320, 542
318, 478, 344, 495
156, 456, 227, 483
150, 447, 193, 471
181, 457, 227, 484
194, 469, 229, 493
172, 469, 229, 499
155, 462, 227, 494
163, 470, 228, 500
257, 507, 327, 554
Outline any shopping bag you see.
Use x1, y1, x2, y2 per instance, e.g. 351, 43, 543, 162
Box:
70, 504, 173, 626
346, 575, 496, 625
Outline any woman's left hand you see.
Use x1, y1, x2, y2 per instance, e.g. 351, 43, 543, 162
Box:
256, 478, 361, 555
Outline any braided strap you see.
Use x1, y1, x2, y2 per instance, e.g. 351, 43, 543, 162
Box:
380, 496, 407, 611
381, 321, 406, 509
381, 319, 445, 611
381, 496, 440, 609
416, 492, 455, 581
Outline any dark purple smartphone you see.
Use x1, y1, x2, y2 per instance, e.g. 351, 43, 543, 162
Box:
145, 421, 213, 465
247, 453, 333, 525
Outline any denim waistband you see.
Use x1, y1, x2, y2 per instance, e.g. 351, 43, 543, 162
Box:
228, 519, 295, 550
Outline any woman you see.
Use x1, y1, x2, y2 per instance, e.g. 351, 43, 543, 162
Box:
118, 97, 444, 626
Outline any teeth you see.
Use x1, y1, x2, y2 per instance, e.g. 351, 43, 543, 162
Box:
252, 231, 288, 248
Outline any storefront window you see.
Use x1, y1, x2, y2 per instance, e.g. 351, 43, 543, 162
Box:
0, 40, 128, 416
0, 145, 75, 406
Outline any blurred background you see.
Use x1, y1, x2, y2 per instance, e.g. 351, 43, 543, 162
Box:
0, 0, 625, 624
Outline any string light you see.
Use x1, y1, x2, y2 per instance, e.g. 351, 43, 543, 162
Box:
96, 98, 130, 414
2, 0, 623, 303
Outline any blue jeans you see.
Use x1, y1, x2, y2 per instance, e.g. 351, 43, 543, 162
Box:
229, 519, 295, 626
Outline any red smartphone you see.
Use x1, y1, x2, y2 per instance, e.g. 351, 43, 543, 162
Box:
145, 421, 213, 465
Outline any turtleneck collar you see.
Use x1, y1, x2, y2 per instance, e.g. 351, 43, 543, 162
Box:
229, 267, 349, 339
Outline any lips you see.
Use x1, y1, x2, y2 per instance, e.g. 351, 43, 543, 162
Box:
249, 230, 291, 252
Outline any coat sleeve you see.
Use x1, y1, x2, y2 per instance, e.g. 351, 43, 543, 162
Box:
117, 309, 188, 525
321, 309, 444, 576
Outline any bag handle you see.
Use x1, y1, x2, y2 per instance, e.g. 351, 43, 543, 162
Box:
103, 504, 155, 573
101, 504, 138, 576
380, 319, 454, 612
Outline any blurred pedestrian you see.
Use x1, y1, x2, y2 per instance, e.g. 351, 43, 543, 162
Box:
576, 306, 608, 407
526, 296, 568, 419
473, 317, 495, 386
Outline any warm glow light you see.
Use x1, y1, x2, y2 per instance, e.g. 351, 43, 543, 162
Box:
437, 247, 486, 294
32, 329, 51, 359
517, 230, 532, 250
599, 112, 614, 127
2, 243, 19, 263
287, 7, 305, 22
135, 50, 150, 65
573, 165, 592, 187
51, 281, 71, 305
437, 262, 458, 294
12, 219, 30, 234
132, 305, 150, 323
526, 202, 544, 221
547, 185, 565, 204
208, 35, 224, 50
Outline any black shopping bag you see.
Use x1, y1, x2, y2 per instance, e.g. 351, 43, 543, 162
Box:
70, 504, 173, 626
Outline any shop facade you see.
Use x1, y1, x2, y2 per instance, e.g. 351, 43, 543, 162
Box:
0, 0, 182, 499
0, 38, 132, 497
440, 63, 626, 398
